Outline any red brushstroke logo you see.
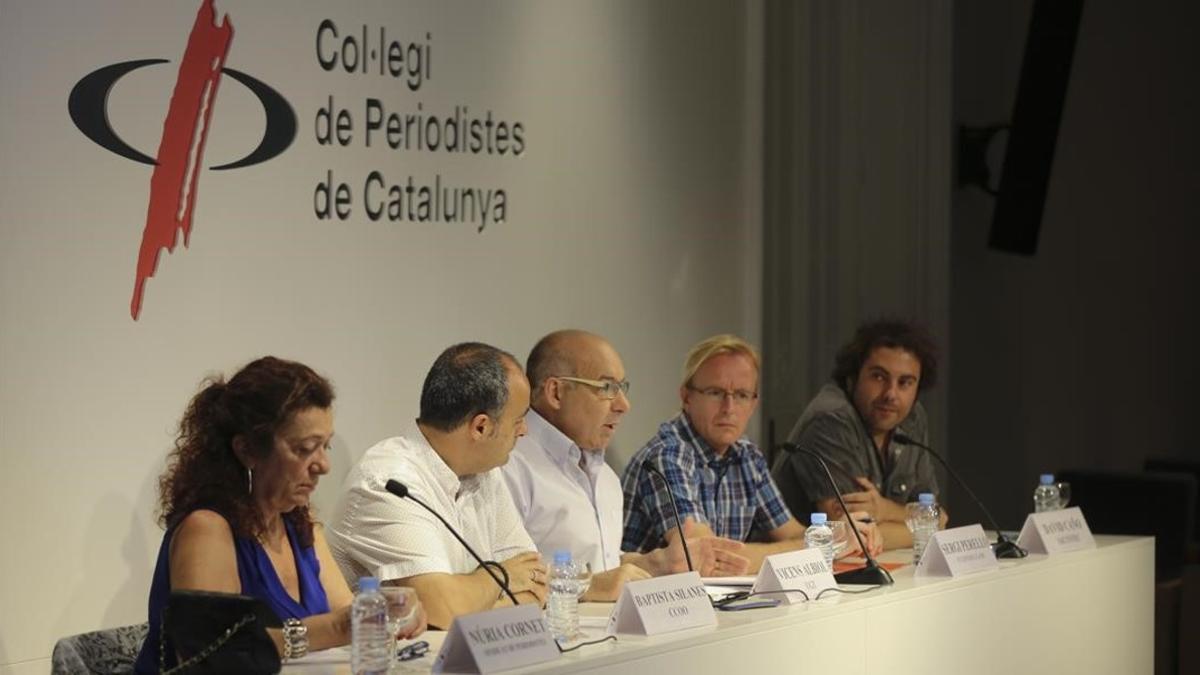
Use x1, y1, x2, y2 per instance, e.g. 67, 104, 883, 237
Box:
68, 0, 296, 320
132, 0, 232, 320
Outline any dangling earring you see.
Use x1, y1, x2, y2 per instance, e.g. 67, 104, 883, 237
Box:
247, 467, 254, 495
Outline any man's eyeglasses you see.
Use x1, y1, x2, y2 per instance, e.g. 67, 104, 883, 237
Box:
555, 376, 631, 400
397, 640, 430, 661
686, 385, 758, 406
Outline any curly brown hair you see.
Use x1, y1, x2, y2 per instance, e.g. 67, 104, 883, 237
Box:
831, 319, 939, 392
157, 356, 334, 546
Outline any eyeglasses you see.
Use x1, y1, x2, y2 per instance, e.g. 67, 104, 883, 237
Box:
686, 385, 758, 406
397, 640, 430, 662
555, 376, 631, 400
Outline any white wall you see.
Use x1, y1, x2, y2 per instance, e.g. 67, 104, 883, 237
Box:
0, 1, 763, 670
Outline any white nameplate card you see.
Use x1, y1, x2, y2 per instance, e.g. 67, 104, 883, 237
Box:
607, 571, 717, 636
752, 548, 836, 604
432, 604, 560, 674
1016, 506, 1096, 554
915, 524, 1000, 578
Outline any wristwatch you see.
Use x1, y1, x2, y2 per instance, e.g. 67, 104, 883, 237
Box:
282, 617, 309, 660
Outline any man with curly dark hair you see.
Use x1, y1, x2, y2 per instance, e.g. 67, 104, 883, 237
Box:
772, 319, 948, 550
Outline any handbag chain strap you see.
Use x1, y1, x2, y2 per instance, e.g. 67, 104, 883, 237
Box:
159, 603, 259, 674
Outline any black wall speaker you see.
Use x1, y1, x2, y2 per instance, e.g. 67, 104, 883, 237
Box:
989, 0, 1085, 256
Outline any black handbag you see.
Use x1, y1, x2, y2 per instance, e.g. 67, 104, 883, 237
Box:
161, 590, 282, 674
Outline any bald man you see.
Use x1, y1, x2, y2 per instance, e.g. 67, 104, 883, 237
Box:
501, 330, 749, 601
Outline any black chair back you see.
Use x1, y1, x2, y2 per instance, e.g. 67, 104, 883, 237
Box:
1145, 458, 1200, 545
1057, 469, 1196, 580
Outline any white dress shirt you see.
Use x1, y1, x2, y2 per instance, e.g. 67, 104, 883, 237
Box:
327, 424, 535, 584
500, 410, 625, 573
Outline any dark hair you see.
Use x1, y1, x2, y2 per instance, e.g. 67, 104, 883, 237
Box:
831, 319, 939, 392
418, 342, 519, 432
157, 356, 334, 546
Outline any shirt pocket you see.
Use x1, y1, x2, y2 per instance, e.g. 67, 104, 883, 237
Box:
715, 505, 758, 542
888, 482, 910, 500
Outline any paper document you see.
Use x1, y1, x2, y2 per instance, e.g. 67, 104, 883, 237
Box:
700, 576, 755, 586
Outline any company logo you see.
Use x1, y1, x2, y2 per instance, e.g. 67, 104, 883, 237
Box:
68, 0, 296, 319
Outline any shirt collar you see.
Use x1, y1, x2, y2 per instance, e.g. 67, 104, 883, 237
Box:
672, 412, 746, 468
525, 409, 605, 472
410, 423, 482, 500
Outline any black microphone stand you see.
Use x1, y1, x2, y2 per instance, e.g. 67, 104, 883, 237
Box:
641, 461, 695, 572
385, 479, 521, 604
782, 444, 893, 586
892, 434, 1027, 559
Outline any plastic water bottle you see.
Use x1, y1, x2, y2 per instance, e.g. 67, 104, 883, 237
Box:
546, 550, 580, 642
1034, 473, 1061, 513
351, 577, 389, 675
804, 513, 835, 568
911, 493, 940, 565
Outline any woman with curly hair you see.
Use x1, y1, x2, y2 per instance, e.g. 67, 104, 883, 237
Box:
134, 356, 424, 672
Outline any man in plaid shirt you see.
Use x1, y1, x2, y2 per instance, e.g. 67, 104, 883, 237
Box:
621, 334, 880, 572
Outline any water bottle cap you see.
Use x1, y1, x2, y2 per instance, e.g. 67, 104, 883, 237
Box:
553, 550, 572, 565
1040, 473, 1055, 485
358, 576, 380, 592
918, 493, 934, 505
810, 513, 827, 525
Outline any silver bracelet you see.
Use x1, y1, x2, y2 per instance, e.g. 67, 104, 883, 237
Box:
282, 617, 309, 660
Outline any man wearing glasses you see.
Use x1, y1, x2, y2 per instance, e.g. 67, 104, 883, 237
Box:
502, 330, 750, 600
621, 334, 879, 572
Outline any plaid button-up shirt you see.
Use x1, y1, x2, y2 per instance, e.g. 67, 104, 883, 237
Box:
621, 412, 793, 553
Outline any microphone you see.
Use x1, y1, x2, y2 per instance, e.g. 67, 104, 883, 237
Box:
640, 460, 695, 573
384, 479, 521, 604
891, 433, 1027, 559
780, 444, 893, 586
782, 444, 864, 490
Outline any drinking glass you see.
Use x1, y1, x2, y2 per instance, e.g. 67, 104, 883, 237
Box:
574, 562, 593, 599
1056, 481, 1071, 510
829, 520, 850, 559
380, 586, 418, 664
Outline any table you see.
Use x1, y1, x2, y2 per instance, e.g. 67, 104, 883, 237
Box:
288, 535, 1153, 674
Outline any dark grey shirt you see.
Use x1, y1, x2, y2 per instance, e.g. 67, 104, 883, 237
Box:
771, 383, 939, 521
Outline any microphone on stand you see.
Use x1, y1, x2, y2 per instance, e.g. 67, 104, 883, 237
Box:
780, 444, 894, 586
640, 460, 695, 573
783, 445, 871, 494
384, 479, 521, 604
891, 433, 1027, 559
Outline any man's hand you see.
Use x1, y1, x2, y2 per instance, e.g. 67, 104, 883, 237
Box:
841, 477, 886, 518
842, 477, 907, 523
500, 551, 548, 606
685, 517, 751, 576
583, 564, 651, 602
838, 510, 884, 558
693, 536, 752, 577
650, 517, 751, 577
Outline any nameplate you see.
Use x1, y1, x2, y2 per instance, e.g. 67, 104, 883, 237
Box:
752, 548, 836, 604
606, 571, 716, 636
915, 524, 999, 578
1015, 507, 1096, 554
432, 604, 560, 674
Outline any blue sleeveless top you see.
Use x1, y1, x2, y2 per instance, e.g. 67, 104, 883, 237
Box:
134, 513, 330, 674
